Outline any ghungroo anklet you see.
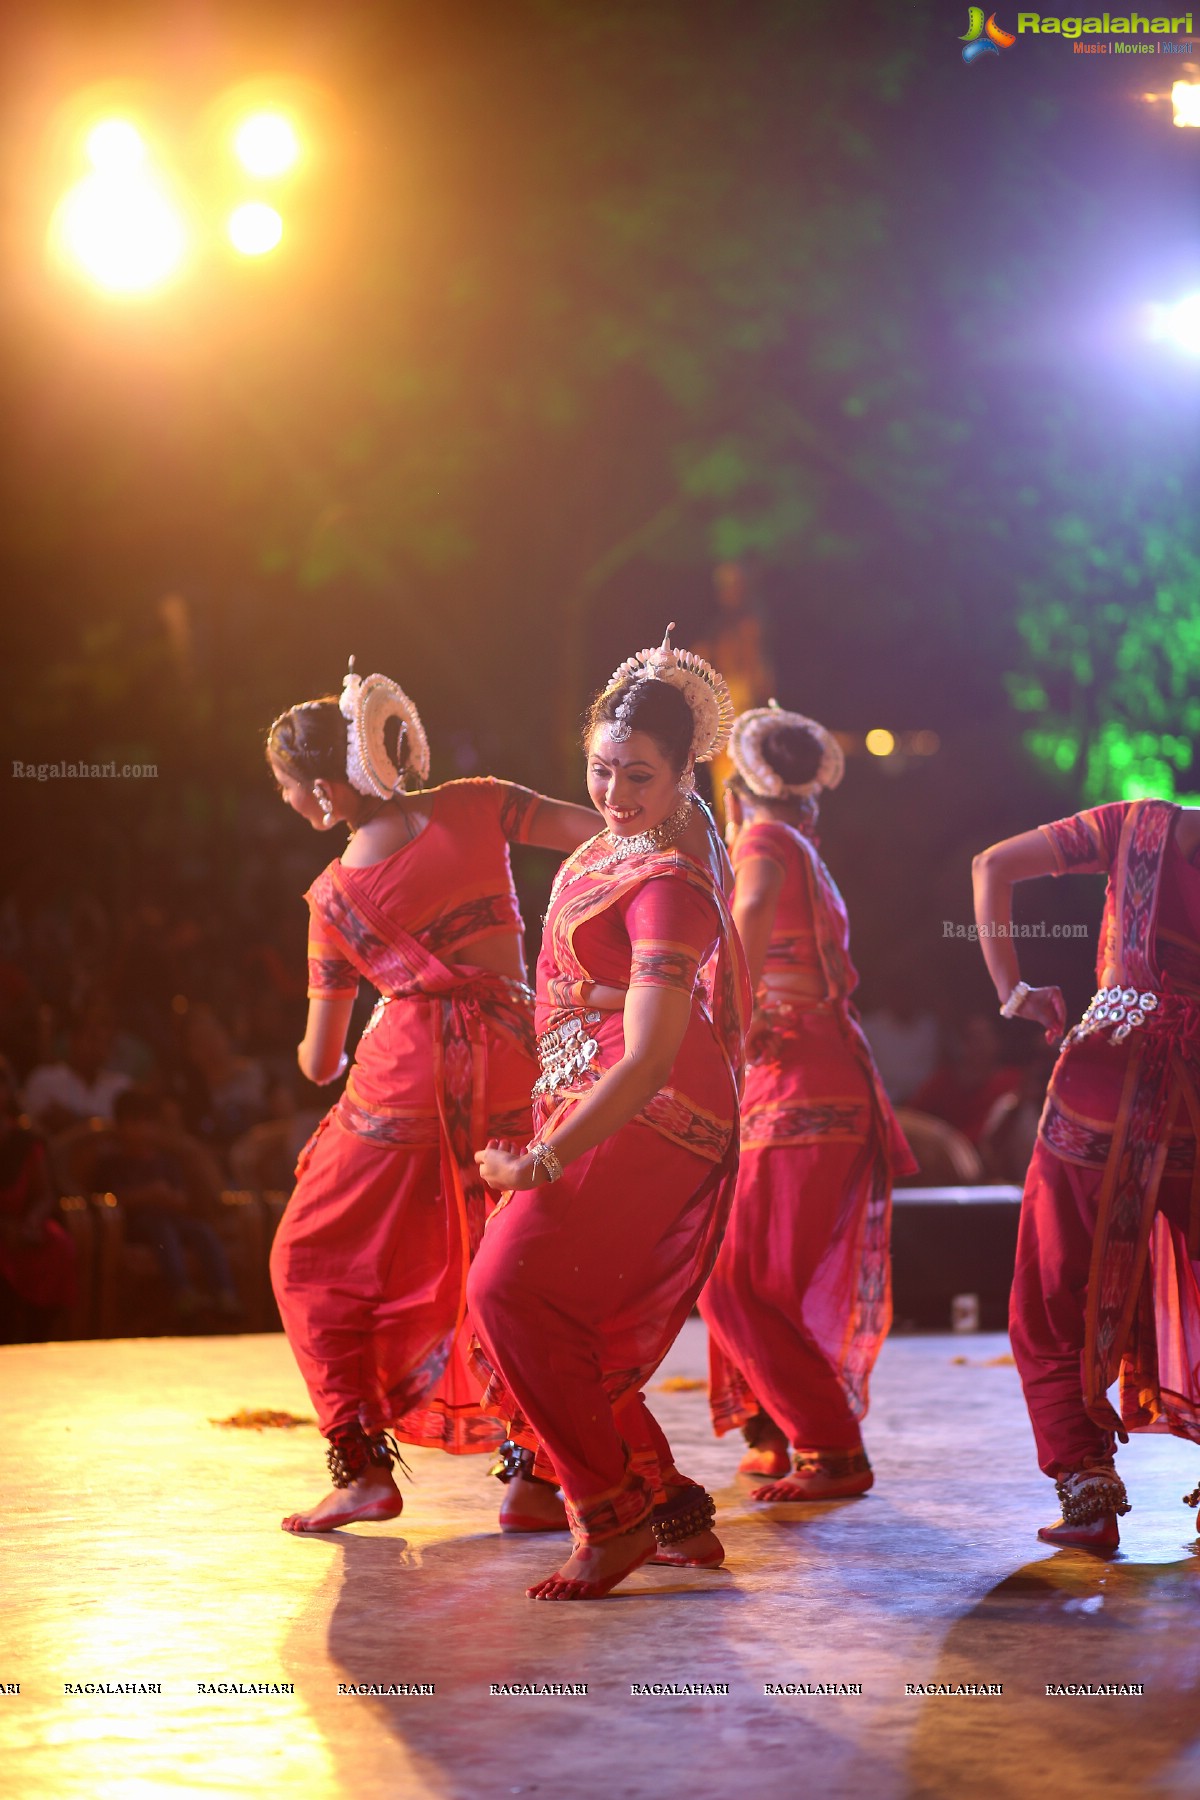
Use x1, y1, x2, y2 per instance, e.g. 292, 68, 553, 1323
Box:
792, 1448, 871, 1481
1183, 1481, 1200, 1512
1054, 1463, 1131, 1526
490, 1439, 558, 1488
651, 1487, 717, 1547
325, 1423, 411, 1490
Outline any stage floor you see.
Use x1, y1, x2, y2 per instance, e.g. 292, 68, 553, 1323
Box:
3, 1322, 1200, 1800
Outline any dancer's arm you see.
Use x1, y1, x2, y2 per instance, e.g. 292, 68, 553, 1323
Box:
298, 995, 356, 1085
476, 980, 693, 1191
732, 854, 783, 992
971, 829, 1066, 1044
494, 780, 597, 853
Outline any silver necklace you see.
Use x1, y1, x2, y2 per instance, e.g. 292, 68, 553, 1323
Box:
545, 795, 696, 923
601, 794, 692, 862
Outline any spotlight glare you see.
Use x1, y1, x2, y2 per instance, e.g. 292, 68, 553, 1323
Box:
865, 729, 896, 758
85, 119, 145, 173
1160, 294, 1200, 355
1172, 80, 1200, 126
228, 201, 283, 256
55, 171, 187, 294
233, 112, 299, 177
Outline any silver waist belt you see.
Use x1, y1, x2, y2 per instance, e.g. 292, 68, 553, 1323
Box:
1068, 985, 1159, 1047
532, 1010, 603, 1098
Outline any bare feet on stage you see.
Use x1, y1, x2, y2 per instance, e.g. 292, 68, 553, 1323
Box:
738, 1414, 790, 1478
1035, 1465, 1129, 1552
527, 1522, 657, 1600
499, 1470, 569, 1533
751, 1455, 873, 1503
281, 1466, 404, 1533
1036, 1513, 1121, 1552
649, 1526, 725, 1569
738, 1446, 791, 1478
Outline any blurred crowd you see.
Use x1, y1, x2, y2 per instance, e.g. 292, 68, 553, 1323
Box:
0, 873, 339, 1343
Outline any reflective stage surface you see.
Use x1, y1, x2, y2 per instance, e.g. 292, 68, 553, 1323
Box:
3, 1323, 1200, 1799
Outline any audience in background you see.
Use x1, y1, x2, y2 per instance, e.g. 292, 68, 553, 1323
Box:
0, 1055, 77, 1342
22, 1009, 132, 1133
908, 1013, 1023, 1148
860, 967, 939, 1105
92, 1088, 240, 1322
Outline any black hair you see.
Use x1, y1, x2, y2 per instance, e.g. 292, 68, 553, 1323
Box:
585, 678, 693, 775
266, 696, 411, 788
758, 722, 823, 788
265, 697, 347, 783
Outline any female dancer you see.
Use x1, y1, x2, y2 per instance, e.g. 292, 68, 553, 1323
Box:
974, 797, 1200, 1549
470, 628, 751, 1601
699, 706, 913, 1500
266, 663, 595, 1532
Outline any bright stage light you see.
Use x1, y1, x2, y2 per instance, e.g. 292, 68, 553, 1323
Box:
227, 201, 283, 256
85, 119, 145, 174
1156, 294, 1200, 354
55, 169, 188, 294
865, 729, 896, 758
233, 112, 299, 177
1172, 80, 1200, 126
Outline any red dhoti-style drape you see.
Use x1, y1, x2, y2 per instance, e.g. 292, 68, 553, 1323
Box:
699, 821, 912, 1453
469, 1122, 733, 1538
1009, 798, 1200, 1478
270, 779, 543, 1453
468, 833, 750, 1545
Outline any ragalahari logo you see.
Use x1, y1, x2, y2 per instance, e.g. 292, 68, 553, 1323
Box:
961, 7, 1018, 59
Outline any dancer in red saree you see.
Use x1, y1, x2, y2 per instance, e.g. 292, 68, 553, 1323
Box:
266, 663, 594, 1532
973, 798, 1200, 1549
700, 705, 913, 1501
471, 629, 750, 1600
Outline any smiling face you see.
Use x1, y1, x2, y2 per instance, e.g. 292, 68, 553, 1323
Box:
586, 725, 684, 837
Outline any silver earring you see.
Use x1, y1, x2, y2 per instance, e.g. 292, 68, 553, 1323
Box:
678, 768, 696, 796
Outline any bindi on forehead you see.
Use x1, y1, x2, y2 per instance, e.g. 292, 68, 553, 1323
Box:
589, 730, 663, 769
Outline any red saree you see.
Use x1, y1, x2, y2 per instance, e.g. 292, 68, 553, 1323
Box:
700, 820, 913, 1452
467, 826, 750, 1544
270, 779, 540, 1453
1011, 798, 1200, 1476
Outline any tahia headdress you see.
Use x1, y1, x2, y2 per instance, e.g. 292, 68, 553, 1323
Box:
606, 623, 734, 764
728, 700, 844, 799
339, 657, 430, 797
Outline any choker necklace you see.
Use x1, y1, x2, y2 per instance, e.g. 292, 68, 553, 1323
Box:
602, 795, 692, 862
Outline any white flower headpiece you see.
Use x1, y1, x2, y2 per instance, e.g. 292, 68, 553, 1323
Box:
339, 657, 430, 798
728, 701, 844, 799
605, 623, 734, 764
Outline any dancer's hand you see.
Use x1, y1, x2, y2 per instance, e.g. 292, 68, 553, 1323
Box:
1014, 985, 1067, 1045
475, 1138, 534, 1193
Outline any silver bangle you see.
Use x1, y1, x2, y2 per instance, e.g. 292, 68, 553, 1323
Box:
1000, 981, 1032, 1020
529, 1142, 564, 1185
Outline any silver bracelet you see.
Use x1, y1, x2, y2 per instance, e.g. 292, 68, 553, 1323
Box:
1000, 981, 1032, 1020
529, 1141, 564, 1184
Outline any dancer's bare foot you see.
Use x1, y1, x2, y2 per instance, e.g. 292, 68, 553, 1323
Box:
751, 1465, 873, 1502
650, 1526, 725, 1569
281, 1466, 403, 1533
738, 1446, 790, 1477
527, 1522, 656, 1600
738, 1413, 789, 1478
1037, 1513, 1120, 1552
499, 1470, 569, 1533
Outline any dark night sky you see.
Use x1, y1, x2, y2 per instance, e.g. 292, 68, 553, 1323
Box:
1, 0, 1196, 1017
